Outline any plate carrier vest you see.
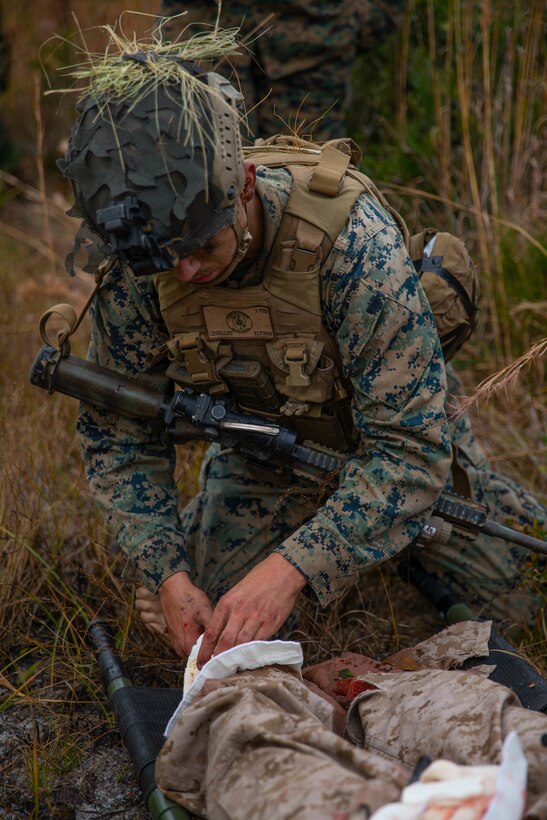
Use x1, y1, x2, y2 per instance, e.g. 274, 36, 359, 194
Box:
153, 138, 406, 454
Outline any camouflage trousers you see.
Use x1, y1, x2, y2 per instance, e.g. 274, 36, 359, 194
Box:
179, 422, 545, 630
156, 648, 547, 818
421, 366, 547, 629
159, 1, 375, 140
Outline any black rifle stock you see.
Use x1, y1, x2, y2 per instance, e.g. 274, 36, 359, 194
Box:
30, 345, 547, 557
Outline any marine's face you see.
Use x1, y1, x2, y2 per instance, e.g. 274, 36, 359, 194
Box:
173, 162, 258, 285
174, 224, 237, 284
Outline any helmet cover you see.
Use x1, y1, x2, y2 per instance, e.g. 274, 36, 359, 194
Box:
58, 55, 245, 276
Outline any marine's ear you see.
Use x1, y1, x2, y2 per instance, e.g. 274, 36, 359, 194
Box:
241, 161, 257, 204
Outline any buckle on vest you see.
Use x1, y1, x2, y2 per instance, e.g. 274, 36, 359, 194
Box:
144, 342, 169, 369
171, 334, 230, 393
176, 336, 214, 385
284, 343, 310, 387
280, 399, 310, 416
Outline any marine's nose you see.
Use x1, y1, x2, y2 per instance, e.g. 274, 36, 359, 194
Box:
175, 256, 201, 282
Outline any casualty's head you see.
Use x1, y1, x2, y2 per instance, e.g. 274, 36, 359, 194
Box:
58, 29, 249, 278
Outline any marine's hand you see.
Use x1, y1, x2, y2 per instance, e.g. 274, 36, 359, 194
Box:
196, 553, 307, 668
158, 572, 214, 658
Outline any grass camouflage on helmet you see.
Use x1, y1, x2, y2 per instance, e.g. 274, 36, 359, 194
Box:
54, 23, 246, 276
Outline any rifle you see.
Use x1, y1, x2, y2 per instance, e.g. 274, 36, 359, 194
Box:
30, 344, 547, 557
86, 620, 192, 819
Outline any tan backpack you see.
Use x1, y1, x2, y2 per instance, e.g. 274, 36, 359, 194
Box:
409, 229, 479, 361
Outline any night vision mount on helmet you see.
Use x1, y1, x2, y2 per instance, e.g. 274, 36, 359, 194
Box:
59, 60, 246, 277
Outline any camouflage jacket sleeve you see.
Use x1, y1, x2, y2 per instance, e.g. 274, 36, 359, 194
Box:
76, 265, 189, 591
275, 194, 452, 606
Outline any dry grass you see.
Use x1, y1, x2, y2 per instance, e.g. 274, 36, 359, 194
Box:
47, 17, 242, 99
0, 3, 545, 814
380, 0, 546, 364
457, 338, 547, 418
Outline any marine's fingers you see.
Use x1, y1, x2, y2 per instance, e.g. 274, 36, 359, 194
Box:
180, 618, 205, 658
135, 587, 168, 636
135, 586, 159, 610
197, 607, 230, 668
211, 613, 260, 658
234, 620, 265, 647
137, 599, 159, 618
252, 620, 280, 643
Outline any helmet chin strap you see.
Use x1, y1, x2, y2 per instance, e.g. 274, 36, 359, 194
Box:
205, 198, 252, 285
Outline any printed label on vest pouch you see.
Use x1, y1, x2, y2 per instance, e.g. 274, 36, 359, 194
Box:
203, 306, 275, 340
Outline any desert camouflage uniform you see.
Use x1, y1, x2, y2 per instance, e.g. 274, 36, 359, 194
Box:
159, 1, 402, 139
78, 166, 544, 628
156, 623, 547, 819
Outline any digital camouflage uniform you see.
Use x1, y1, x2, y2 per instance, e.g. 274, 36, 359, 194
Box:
79, 165, 451, 602
156, 622, 547, 819
78, 165, 545, 629
420, 365, 546, 628
159, 1, 402, 139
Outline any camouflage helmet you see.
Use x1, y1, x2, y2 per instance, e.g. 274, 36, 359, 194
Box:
58, 53, 246, 276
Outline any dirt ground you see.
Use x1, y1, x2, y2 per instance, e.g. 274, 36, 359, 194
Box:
0, 707, 148, 818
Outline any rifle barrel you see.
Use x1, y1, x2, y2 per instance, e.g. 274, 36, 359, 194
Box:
482, 519, 547, 556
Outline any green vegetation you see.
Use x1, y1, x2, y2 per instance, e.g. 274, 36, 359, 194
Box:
351, 0, 546, 362
0, 2, 544, 814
